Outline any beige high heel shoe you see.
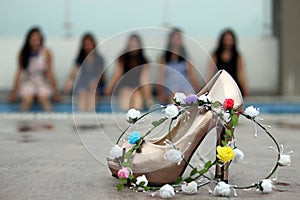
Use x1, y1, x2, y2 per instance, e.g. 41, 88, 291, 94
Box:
107, 70, 243, 185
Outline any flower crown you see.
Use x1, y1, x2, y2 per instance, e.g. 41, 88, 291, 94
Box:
108, 93, 293, 198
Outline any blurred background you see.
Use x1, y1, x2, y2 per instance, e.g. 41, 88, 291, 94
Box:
0, 0, 299, 112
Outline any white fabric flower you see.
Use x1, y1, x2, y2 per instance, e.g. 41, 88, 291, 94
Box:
278, 154, 292, 166
109, 145, 123, 158
164, 105, 179, 119
233, 148, 245, 163
222, 112, 231, 123
198, 94, 212, 103
244, 106, 260, 118
181, 181, 197, 194
260, 179, 273, 193
126, 108, 141, 123
159, 184, 175, 198
213, 181, 231, 197
174, 93, 186, 104
270, 144, 293, 167
164, 149, 183, 164
136, 175, 148, 186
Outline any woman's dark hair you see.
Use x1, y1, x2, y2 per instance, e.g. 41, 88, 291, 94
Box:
214, 29, 239, 60
20, 27, 44, 69
164, 28, 187, 63
119, 34, 147, 68
76, 33, 99, 65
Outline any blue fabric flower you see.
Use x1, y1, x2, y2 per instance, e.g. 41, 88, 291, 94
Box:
183, 94, 198, 105
128, 131, 141, 144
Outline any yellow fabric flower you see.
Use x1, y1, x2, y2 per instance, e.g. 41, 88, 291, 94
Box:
217, 146, 234, 163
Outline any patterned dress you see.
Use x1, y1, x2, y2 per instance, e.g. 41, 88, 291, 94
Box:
19, 49, 52, 97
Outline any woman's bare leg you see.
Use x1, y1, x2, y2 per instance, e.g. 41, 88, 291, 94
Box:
38, 95, 52, 111
118, 87, 131, 111
20, 96, 34, 111
86, 91, 96, 112
86, 80, 98, 112
78, 90, 88, 112
118, 87, 144, 111
130, 89, 143, 110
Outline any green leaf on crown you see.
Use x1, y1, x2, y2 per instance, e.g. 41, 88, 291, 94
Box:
151, 117, 167, 127
174, 176, 183, 184
225, 129, 232, 136
122, 161, 133, 167
184, 177, 194, 183
232, 114, 239, 127
144, 186, 151, 191
204, 161, 212, 168
124, 149, 134, 160
222, 140, 228, 146
139, 181, 145, 187
117, 184, 123, 191
190, 168, 198, 176
212, 101, 222, 108
128, 174, 135, 179
119, 178, 127, 185
199, 168, 208, 174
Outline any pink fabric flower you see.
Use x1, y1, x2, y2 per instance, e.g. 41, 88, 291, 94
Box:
117, 167, 130, 178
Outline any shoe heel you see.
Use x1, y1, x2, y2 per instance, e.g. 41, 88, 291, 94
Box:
215, 126, 232, 183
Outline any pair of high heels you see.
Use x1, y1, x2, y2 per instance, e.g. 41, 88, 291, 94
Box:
107, 70, 243, 185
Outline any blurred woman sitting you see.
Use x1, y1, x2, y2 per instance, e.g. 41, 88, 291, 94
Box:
105, 34, 153, 110
157, 28, 200, 103
64, 33, 105, 112
9, 27, 61, 111
207, 29, 249, 96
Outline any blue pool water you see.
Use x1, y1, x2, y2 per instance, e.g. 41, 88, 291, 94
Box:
0, 102, 300, 113
245, 103, 300, 114
0, 103, 113, 113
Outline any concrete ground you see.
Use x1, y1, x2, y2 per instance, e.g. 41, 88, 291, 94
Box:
0, 113, 299, 200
